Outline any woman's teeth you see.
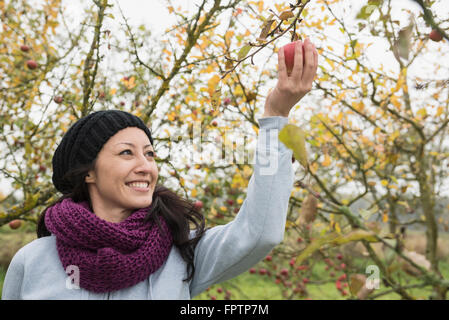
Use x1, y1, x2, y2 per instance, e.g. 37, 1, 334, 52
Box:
127, 182, 149, 188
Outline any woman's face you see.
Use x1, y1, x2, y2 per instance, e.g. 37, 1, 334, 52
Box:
85, 127, 158, 222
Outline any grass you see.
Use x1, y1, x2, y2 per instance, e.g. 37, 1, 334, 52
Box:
0, 266, 6, 298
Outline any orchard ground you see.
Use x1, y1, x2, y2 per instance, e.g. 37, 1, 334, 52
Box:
1, 221, 448, 300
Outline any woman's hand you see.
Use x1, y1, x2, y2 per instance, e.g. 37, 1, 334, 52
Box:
262, 38, 318, 118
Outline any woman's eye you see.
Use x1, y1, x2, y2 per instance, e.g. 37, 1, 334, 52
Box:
120, 150, 154, 157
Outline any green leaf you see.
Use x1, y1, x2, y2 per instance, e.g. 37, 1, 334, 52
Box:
356, 5, 375, 20
279, 124, 308, 168
237, 45, 251, 60
356, 1, 383, 20
295, 233, 338, 265
295, 230, 379, 265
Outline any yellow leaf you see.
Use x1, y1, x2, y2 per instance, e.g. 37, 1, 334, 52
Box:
211, 88, 221, 108
237, 198, 243, 204
381, 180, 388, 186
391, 95, 401, 109
417, 108, 427, 118
382, 213, 388, 223
335, 222, 341, 233
234, 85, 244, 97
322, 154, 331, 167
279, 124, 308, 168
336, 111, 343, 122
279, 10, 294, 20
243, 165, 252, 178
207, 74, 220, 95
191, 188, 197, 197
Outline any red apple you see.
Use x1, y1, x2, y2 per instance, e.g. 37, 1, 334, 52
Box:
280, 268, 289, 276
20, 45, 30, 52
289, 257, 295, 267
194, 200, 203, 210
336, 280, 342, 291
9, 219, 22, 230
54, 96, 63, 104
282, 41, 305, 76
249, 268, 256, 274
212, 120, 218, 127
26, 60, 38, 70
259, 268, 267, 275
223, 97, 231, 105
429, 29, 443, 42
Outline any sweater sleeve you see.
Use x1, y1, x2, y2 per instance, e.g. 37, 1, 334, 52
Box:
1, 248, 25, 300
189, 116, 294, 298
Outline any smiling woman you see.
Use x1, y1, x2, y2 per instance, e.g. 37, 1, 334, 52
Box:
2, 36, 318, 299
84, 127, 160, 223
6, 110, 207, 295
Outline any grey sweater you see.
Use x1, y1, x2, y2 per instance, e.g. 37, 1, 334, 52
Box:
2, 116, 294, 300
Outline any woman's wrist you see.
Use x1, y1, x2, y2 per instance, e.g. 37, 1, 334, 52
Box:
262, 104, 290, 118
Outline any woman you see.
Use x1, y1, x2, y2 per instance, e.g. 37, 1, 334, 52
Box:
2, 38, 318, 299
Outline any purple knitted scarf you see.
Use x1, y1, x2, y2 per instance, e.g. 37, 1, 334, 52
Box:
44, 197, 173, 293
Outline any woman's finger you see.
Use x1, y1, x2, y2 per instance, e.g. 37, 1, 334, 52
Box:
301, 40, 317, 85
291, 40, 303, 82
277, 46, 288, 82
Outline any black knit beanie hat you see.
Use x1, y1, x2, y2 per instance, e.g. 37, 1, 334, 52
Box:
52, 110, 154, 194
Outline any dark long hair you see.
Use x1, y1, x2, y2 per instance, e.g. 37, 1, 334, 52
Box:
37, 161, 207, 282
